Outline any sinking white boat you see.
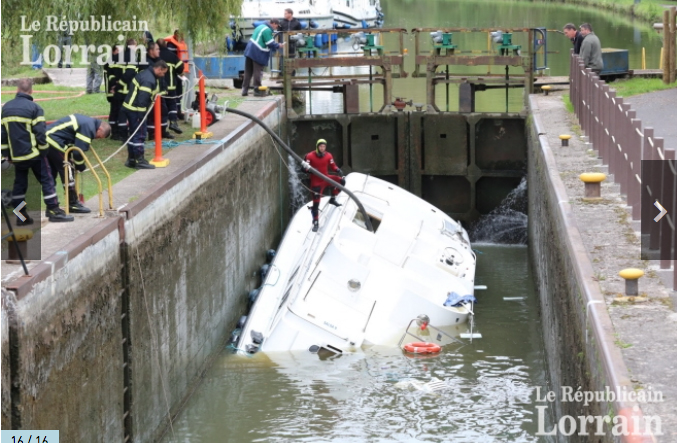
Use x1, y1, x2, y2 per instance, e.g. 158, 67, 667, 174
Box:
330, 0, 384, 29
236, 173, 477, 354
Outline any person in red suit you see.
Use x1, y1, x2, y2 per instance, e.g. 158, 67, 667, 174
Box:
301, 138, 345, 232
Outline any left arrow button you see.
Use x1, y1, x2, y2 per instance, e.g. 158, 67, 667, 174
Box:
13, 201, 27, 221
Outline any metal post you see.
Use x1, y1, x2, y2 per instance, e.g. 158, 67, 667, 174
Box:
505, 65, 509, 113
150, 95, 170, 167
369, 65, 373, 112
446, 65, 449, 112
618, 104, 632, 195
199, 70, 207, 133
630, 117, 642, 220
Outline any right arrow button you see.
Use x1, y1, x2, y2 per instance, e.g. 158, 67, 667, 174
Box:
654, 200, 668, 222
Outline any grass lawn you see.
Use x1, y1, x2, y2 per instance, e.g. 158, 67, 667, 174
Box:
2, 84, 109, 121
0, 65, 50, 78
609, 78, 677, 97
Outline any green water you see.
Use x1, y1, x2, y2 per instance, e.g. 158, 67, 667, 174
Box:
163, 2, 660, 440
297, 0, 663, 113
163, 245, 553, 442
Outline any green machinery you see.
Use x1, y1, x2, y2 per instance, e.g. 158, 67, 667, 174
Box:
430, 31, 457, 55
492, 31, 521, 56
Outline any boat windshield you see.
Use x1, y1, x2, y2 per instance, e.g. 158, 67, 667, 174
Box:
353, 211, 381, 232
442, 219, 468, 245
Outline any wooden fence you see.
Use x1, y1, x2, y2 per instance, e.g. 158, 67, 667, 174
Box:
569, 54, 676, 290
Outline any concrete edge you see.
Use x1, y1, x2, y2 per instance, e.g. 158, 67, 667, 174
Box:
4, 216, 120, 300
120, 98, 283, 220
530, 95, 654, 442
3, 97, 284, 301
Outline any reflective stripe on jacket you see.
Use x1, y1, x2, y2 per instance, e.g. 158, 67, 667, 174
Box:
165, 35, 189, 73
122, 68, 161, 113
1, 92, 47, 162
46, 114, 100, 158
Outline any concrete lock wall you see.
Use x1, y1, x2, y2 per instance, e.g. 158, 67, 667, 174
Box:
4, 225, 124, 439
528, 97, 640, 442
1, 102, 287, 442
125, 115, 287, 443
2, 289, 10, 429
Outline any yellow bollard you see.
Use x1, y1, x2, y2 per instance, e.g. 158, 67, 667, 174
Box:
642, 47, 646, 70
660, 47, 663, 70
541, 85, 552, 96
1, 228, 33, 262
559, 134, 572, 147
618, 268, 644, 296
579, 173, 606, 200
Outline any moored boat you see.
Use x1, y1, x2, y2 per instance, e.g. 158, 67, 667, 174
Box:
330, 0, 384, 29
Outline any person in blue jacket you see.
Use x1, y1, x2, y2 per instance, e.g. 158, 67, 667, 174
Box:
242, 19, 285, 96
45, 114, 110, 213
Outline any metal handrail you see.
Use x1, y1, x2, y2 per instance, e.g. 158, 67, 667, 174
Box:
85, 146, 114, 210
64, 147, 108, 217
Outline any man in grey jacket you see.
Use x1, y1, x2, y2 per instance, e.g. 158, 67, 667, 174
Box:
579, 23, 604, 74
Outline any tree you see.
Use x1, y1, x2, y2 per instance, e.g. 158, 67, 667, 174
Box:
1, 0, 243, 55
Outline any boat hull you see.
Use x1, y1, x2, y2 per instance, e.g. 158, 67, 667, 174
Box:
236, 173, 477, 355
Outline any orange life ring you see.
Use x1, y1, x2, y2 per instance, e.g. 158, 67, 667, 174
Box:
403, 342, 442, 354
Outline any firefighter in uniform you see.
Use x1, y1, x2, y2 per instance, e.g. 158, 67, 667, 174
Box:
1, 79, 73, 223
45, 114, 111, 213
113, 39, 140, 141
121, 59, 168, 169
300, 139, 345, 232
142, 42, 172, 140
165, 30, 189, 119
103, 45, 125, 140
158, 39, 184, 134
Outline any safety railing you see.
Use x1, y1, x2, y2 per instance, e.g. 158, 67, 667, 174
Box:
64, 146, 113, 217
569, 53, 676, 289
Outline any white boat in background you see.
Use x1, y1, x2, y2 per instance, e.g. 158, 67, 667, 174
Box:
330, 0, 384, 29
236, 173, 478, 355
231, 0, 334, 43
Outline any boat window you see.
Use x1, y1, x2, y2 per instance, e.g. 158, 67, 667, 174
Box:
353, 211, 381, 232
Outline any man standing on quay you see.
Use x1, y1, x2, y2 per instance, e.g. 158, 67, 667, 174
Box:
242, 19, 285, 96
563, 23, 584, 55
579, 23, 604, 75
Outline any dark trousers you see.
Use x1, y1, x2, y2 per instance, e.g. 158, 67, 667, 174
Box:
147, 98, 168, 137
108, 96, 123, 132
175, 78, 184, 115
242, 57, 264, 93
11, 156, 59, 209
165, 92, 178, 122
115, 93, 128, 136
125, 110, 147, 158
46, 148, 86, 191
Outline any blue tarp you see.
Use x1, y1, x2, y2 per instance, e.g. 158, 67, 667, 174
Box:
443, 292, 477, 307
